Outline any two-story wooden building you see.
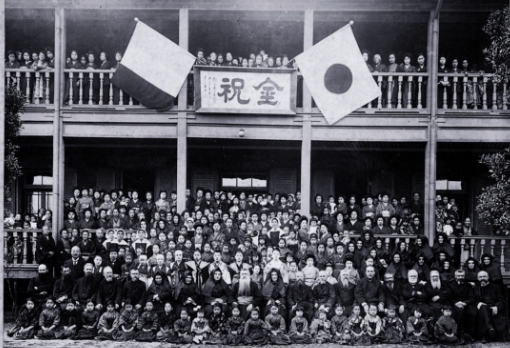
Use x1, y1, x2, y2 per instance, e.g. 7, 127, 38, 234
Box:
2, 0, 510, 278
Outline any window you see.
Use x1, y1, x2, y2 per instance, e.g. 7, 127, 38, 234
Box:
23, 172, 53, 214
221, 174, 268, 189
436, 180, 463, 191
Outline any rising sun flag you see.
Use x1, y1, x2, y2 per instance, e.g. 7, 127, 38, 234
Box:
111, 19, 196, 111
295, 23, 381, 125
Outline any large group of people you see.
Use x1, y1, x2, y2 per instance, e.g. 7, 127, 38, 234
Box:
4, 186, 508, 344
5, 46, 500, 110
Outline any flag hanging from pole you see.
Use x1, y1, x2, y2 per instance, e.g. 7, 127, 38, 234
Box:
295, 23, 381, 125
111, 19, 196, 111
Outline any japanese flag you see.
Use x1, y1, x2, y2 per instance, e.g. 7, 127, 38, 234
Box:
295, 24, 381, 125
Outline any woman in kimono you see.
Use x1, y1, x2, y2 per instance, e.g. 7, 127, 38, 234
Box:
135, 300, 159, 341
8, 297, 38, 339
95, 300, 120, 340
401, 53, 417, 108
289, 306, 313, 344
31, 51, 49, 103
113, 300, 138, 341
265, 300, 291, 345
156, 302, 179, 342
83, 51, 98, 104
35, 297, 60, 340
20, 50, 33, 99
74, 300, 100, 339
243, 307, 270, 345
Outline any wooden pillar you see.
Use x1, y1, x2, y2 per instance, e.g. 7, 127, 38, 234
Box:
176, 8, 189, 213
0, 0, 6, 333
424, 8, 440, 245
52, 6, 64, 240
300, 9, 314, 217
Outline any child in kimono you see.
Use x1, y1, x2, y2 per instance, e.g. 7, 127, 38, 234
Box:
265, 301, 291, 345
95, 300, 120, 340
331, 304, 350, 343
224, 303, 245, 345
434, 305, 461, 345
347, 304, 370, 345
191, 308, 211, 343
136, 300, 159, 341
243, 307, 270, 345
54, 300, 78, 339
363, 303, 384, 343
310, 308, 332, 343
381, 305, 405, 343
113, 300, 138, 341
289, 306, 313, 344
406, 306, 432, 344
207, 303, 227, 344
9, 297, 38, 339
173, 308, 192, 343
156, 302, 179, 342
35, 297, 60, 340
74, 300, 100, 339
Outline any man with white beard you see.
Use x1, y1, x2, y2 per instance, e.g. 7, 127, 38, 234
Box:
424, 269, 451, 324
231, 269, 262, 320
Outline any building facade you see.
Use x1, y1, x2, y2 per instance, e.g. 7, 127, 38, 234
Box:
3, 0, 510, 276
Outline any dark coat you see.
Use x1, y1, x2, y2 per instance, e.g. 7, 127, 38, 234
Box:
35, 234, 56, 266
354, 277, 384, 305
63, 257, 87, 280
312, 282, 335, 309
95, 278, 123, 307
72, 275, 100, 304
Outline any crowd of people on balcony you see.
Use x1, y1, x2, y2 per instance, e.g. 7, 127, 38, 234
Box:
5, 47, 505, 109
4, 186, 507, 344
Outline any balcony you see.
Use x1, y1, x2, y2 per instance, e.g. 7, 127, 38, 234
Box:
7, 68, 510, 114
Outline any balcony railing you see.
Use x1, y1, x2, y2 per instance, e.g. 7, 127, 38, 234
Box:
4, 228, 510, 277
5, 68, 510, 114
438, 73, 509, 111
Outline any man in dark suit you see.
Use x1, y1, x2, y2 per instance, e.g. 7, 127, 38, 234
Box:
334, 269, 356, 317
474, 270, 507, 343
94, 266, 123, 311
35, 226, 56, 274
72, 263, 100, 310
381, 272, 405, 320
28, 263, 54, 304
53, 265, 75, 309
448, 269, 477, 341
63, 246, 86, 280
424, 270, 452, 322
104, 243, 123, 277
312, 270, 336, 318
287, 271, 315, 323
355, 266, 385, 316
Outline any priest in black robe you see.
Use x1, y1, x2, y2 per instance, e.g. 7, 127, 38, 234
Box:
474, 270, 507, 342
232, 268, 263, 320
287, 270, 314, 323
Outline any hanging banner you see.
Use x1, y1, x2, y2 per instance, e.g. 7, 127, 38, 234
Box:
194, 66, 297, 115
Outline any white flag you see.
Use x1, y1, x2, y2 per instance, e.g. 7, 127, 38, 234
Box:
112, 20, 196, 111
295, 24, 381, 125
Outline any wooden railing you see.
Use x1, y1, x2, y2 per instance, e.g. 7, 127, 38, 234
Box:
5, 69, 55, 105
5, 68, 510, 114
437, 73, 509, 111
4, 228, 509, 274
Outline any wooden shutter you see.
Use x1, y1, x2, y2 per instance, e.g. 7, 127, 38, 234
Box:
64, 167, 77, 198
96, 168, 116, 191
269, 168, 297, 194
192, 168, 218, 193
473, 176, 494, 235
155, 167, 177, 195
313, 170, 334, 201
